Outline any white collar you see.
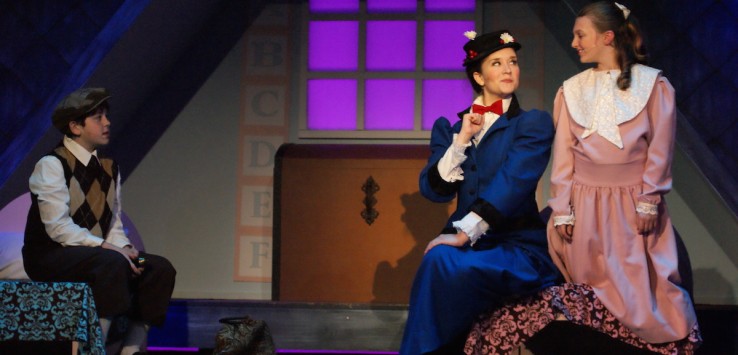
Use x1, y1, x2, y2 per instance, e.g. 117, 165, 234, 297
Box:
63, 136, 98, 166
563, 64, 660, 148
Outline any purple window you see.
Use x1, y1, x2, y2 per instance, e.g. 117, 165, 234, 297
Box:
306, 3, 476, 132
309, 21, 359, 71
309, 0, 359, 13
307, 79, 358, 130
426, 0, 475, 13
424, 20, 475, 71
365, 79, 415, 130
366, 21, 416, 71
422, 79, 474, 130
367, 0, 416, 13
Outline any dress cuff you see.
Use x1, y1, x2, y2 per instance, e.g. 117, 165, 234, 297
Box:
452, 212, 489, 246
553, 213, 575, 226
636, 201, 658, 215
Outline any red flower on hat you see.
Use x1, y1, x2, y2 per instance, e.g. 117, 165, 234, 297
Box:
468, 50, 478, 59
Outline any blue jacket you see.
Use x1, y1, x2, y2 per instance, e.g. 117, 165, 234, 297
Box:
419, 95, 554, 240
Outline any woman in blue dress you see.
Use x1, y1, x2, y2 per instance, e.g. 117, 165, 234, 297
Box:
400, 30, 562, 354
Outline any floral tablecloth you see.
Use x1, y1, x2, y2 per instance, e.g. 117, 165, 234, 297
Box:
0, 280, 104, 354
465, 283, 702, 355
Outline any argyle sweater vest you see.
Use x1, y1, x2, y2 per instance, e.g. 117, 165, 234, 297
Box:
24, 145, 119, 254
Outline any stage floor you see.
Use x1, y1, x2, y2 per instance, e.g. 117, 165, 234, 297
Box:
147, 300, 737, 355
148, 300, 408, 352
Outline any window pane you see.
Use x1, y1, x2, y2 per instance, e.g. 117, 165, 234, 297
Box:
423, 20, 475, 71
365, 79, 415, 130
367, 0, 416, 13
426, 0, 475, 13
309, 21, 358, 71
366, 21, 416, 71
308, 79, 357, 130
310, 0, 359, 13
422, 79, 474, 130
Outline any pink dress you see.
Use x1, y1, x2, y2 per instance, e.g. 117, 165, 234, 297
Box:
547, 64, 698, 343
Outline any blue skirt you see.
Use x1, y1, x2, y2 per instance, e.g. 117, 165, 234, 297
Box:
400, 232, 561, 354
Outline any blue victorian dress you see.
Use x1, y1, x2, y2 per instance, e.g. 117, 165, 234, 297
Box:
400, 95, 562, 354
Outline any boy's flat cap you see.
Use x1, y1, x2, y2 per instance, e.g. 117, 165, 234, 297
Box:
52, 88, 110, 131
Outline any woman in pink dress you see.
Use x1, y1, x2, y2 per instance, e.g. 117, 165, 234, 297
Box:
547, 1, 699, 344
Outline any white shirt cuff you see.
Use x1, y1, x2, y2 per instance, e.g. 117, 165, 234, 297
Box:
452, 212, 489, 246
437, 134, 470, 182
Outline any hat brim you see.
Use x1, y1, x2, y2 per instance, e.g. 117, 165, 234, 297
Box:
85, 95, 111, 115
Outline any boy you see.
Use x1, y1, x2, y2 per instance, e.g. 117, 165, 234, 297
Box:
23, 87, 176, 354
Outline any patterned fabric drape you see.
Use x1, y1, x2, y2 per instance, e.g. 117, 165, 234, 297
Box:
0, 281, 104, 354
465, 283, 702, 355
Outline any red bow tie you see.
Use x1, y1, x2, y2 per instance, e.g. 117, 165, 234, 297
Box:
472, 100, 503, 116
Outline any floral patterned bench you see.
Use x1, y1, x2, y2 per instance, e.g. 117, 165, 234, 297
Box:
464, 283, 702, 355
0, 280, 104, 354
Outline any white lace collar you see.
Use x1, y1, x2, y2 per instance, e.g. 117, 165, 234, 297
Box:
563, 64, 660, 148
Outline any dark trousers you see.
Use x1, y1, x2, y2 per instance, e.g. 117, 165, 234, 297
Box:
24, 246, 176, 327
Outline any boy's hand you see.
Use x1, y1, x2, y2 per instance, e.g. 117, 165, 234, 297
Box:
123, 245, 139, 258
101, 242, 142, 275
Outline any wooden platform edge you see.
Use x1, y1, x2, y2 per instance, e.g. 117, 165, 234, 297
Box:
159, 300, 409, 351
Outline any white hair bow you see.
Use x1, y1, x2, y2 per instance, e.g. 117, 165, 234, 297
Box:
614, 2, 630, 19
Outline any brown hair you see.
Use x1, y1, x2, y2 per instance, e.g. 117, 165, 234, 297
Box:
465, 60, 484, 94
62, 102, 110, 138
578, 1, 647, 90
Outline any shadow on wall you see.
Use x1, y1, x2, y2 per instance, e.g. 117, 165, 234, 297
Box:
372, 191, 452, 304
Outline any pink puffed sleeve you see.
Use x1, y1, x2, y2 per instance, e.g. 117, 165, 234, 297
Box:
640, 77, 676, 205
548, 87, 576, 217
